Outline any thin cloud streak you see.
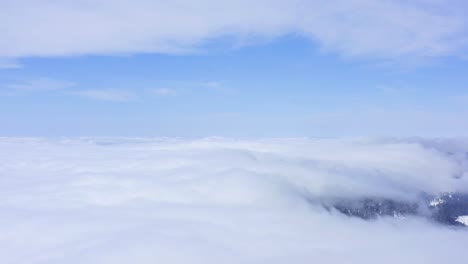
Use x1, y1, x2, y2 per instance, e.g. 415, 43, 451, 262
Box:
72, 89, 135, 102
0, 58, 22, 69
151, 88, 177, 96
1, 77, 76, 94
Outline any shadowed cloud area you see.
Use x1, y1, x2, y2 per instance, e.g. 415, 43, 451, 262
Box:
0, 137, 467, 263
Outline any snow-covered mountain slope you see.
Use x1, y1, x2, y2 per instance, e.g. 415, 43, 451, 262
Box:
456, 216, 468, 226
322, 192, 468, 226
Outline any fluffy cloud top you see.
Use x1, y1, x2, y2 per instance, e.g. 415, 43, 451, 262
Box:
1, 0, 468, 59
0, 137, 467, 263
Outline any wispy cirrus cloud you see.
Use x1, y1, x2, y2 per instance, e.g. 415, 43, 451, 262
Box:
377, 85, 402, 95
1, 77, 76, 95
72, 89, 135, 102
0, 78, 135, 102
1, 0, 468, 60
71, 89, 135, 102
0, 58, 22, 69
151, 88, 177, 96
148, 80, 235, 95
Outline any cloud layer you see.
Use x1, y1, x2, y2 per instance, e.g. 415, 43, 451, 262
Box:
0, 137, 467, 263
1, 0, 468, 59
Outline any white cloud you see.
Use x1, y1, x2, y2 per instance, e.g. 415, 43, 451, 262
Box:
73, 89, 135, 101
0, 137, 467, 263
1, 0, 467, 59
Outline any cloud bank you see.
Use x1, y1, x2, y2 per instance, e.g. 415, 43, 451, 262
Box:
0, 137, 467, 263
1, 0, 468, 59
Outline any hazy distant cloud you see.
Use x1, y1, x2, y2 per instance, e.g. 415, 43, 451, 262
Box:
73, 89, 135, 101
204, 81, 236, 93
151, 88, 177, 96
211, 112, 242, 118
448, 93, 468, 105
0, 58, 22, 69
1, 77, 75, 94
149, 80, 235, 95
185, 81, 236, 94
378, 85, 401, 94
205, 81, 222, 89
1, 0, 468, 60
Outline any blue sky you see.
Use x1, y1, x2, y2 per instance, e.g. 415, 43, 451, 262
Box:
1, 1, 468, 137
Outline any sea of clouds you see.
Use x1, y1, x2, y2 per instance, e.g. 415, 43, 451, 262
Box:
0, 137, 467, 263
